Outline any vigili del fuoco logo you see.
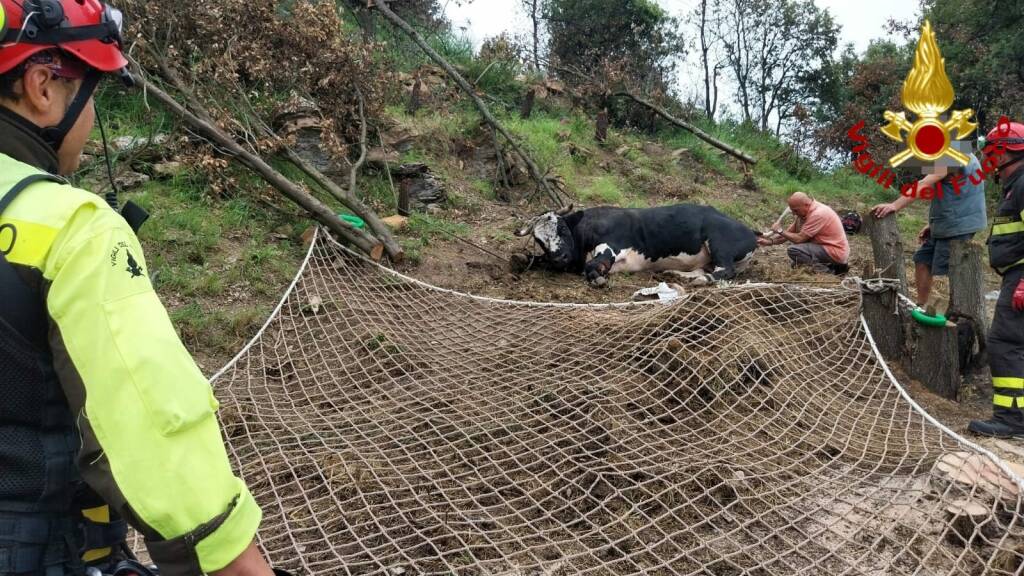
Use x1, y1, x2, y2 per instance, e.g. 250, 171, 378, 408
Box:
847, 20, 1009, 199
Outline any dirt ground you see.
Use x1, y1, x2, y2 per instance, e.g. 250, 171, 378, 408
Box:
390, 216, 1024, 471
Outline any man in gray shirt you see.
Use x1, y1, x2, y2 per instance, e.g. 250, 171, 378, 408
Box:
872, 153, 988, 305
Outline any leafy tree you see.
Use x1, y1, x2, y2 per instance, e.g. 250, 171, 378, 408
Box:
918, 0, 1024, 129
717, 0, 839, 135
544, 0, 684, 97
338, 0, 452, 41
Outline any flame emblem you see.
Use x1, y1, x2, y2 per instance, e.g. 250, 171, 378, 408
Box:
880, 20, 976, 167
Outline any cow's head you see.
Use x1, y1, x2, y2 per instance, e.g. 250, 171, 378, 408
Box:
515, 204, 576, 270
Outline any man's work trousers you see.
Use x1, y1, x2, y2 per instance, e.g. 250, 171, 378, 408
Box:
988, 266, 1024, 426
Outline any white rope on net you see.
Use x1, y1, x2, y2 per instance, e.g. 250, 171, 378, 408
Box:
211, 228, 1024, 575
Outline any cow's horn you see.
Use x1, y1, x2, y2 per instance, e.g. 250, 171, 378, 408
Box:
514, 217, 538, 237
555, 203, 575, 216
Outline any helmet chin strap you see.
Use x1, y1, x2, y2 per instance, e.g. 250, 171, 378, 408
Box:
38, 68, 101, 152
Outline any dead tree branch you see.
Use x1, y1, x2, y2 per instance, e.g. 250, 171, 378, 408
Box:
612, 92, 757, 165
143, 48, 402, 261
372, 0, 564, 208
135, 72, 385, 260
538, 57, 757, 166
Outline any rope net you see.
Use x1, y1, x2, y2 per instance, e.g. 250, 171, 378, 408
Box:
215, 232, 1024, 575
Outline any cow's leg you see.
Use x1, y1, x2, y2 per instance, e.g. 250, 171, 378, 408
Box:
584, 243, 617, 287
706, 235, 742, 281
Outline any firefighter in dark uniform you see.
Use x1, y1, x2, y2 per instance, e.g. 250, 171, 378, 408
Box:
969, 120, 1024, 438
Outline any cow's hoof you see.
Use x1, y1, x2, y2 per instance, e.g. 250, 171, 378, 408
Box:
509, 253, 531, 274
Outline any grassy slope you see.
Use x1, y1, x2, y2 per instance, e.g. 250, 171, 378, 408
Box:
89, 50, 938, 371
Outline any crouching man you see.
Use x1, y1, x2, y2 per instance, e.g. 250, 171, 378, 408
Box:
758, 192, 850, 274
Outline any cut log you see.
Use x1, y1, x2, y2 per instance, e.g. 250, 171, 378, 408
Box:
910, 320, 960, 400
944, 499, 992, 547
381, 215, 408, 231
930, 451, 1023, 499
862, 288, 904, 361
864, 213, 907, 295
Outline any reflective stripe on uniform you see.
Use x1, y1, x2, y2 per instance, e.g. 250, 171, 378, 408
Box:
996, 257, 1024, 274
993, 394, 1024, 408
993, 376, 1024, 389
993, 221, 1024, 235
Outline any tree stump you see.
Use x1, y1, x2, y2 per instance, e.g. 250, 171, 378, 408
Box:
862, 288, 904, 361
596, 109, 609, 143
864, 213, 907, 295
520, 88, 535, 120
407, 77, 423, 115
944, 500, 992, 547
948, 238, 990, 336
910, 320, 961, 400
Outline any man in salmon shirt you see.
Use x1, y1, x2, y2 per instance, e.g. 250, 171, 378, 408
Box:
758, 192, 850, 274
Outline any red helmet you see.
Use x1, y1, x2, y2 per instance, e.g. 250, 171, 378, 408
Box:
985, 118, 1024, 153
0, 0, 128, 75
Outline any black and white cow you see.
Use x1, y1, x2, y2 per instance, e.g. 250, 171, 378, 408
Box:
515, 204, 758, 287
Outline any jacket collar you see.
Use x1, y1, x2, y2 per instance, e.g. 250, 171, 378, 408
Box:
0, 107, 61, 175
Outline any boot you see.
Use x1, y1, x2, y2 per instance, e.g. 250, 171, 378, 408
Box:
968, 407, 1024, 439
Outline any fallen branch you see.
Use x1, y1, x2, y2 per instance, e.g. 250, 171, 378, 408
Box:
141, 48, 401, 261
539, 58, 757, 166
281, 89, 404, 261
372, 0, 564, 208
436, 229, 509, 263
613, 92, 757, 165
136, 74, 385, 260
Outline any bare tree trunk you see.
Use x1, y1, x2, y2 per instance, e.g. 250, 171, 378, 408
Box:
613, 92, 757, 165
373, 0, 564, 208
140, 78, 385, 260
699, 0, 714, 119
864, 213, 908, 295
530, 0, 541, 71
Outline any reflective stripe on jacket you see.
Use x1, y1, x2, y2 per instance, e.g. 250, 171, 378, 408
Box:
0, 152, 261, 575
988, 170, 1024, 275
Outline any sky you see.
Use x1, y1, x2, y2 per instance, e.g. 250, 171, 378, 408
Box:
443, 0, 921, 54
441, 0, 922, 113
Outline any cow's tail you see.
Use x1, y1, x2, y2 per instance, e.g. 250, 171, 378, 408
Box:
751, 227, 766, 237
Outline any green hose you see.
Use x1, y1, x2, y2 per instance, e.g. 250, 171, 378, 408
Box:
911, 308, 948, 327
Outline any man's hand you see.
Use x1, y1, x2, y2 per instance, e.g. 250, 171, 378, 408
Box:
872, 203, 898, 218
918, 225, 931, 244
1013, 278, 1024, 312
757, 236, 774, 247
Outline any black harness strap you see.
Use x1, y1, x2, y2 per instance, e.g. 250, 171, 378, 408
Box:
0, 173, 65, 343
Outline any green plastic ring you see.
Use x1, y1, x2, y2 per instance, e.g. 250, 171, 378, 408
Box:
911, 308, 948, 327
339, 214, 366, 229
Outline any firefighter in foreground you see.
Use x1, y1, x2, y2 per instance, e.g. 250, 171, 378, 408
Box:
0, 0, 279, 574
969, 120, 1024, 439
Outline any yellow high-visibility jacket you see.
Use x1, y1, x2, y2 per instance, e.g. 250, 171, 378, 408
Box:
0, 152, 261, 574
